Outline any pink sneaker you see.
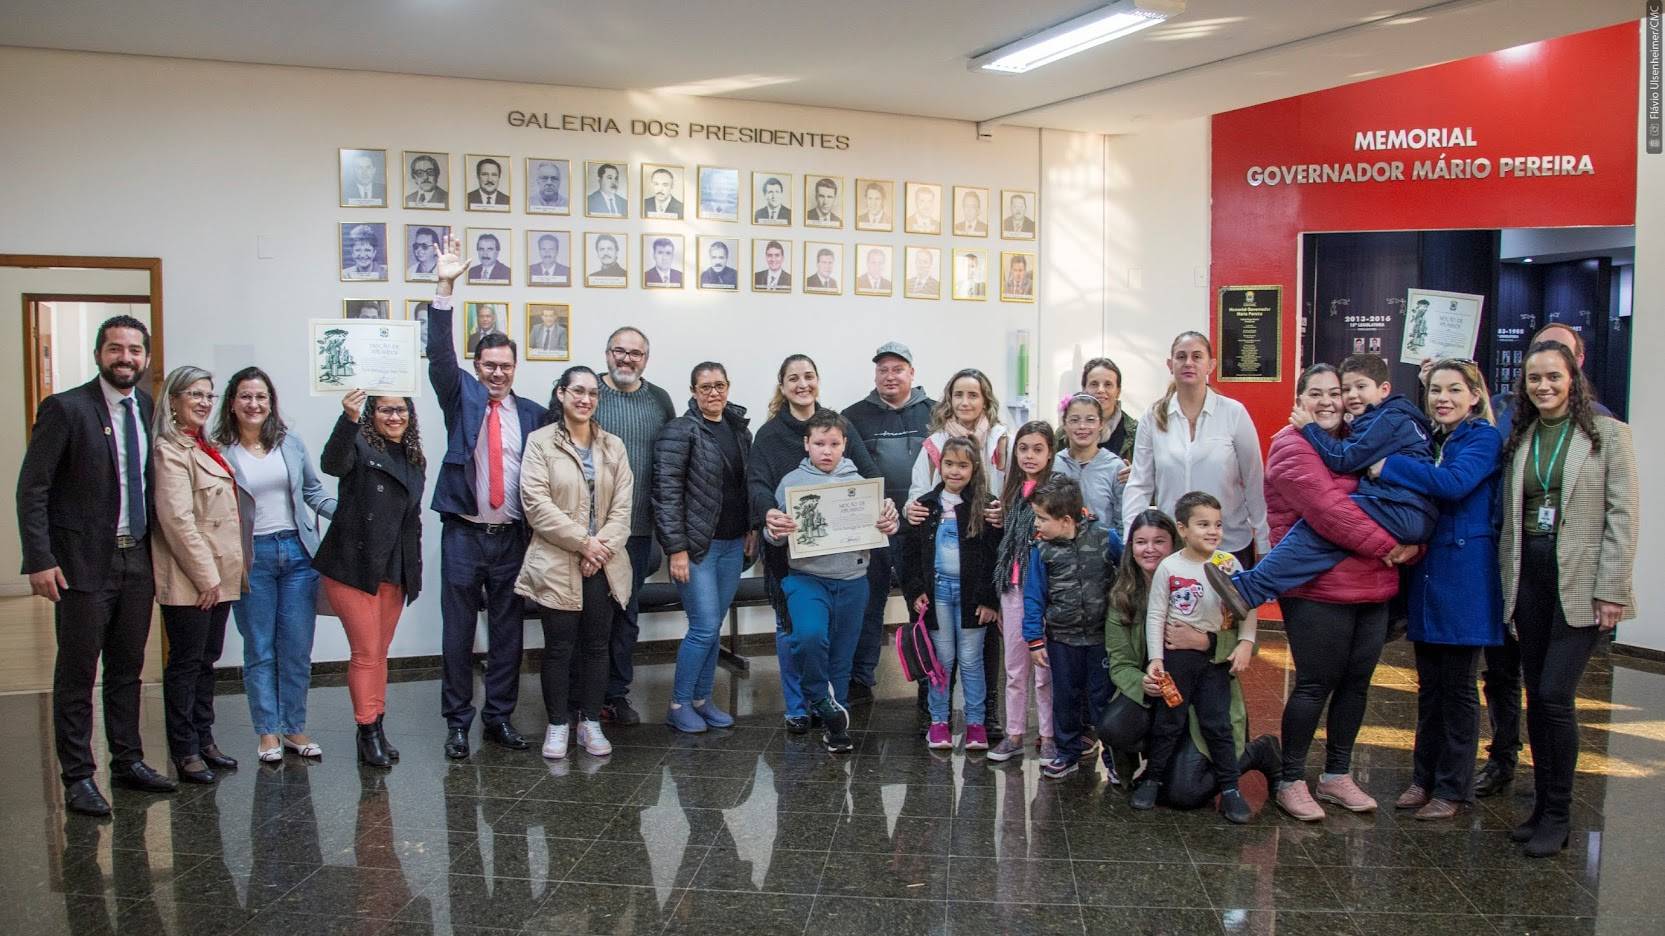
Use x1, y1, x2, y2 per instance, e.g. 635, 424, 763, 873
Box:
926, 722, 953, 750
965, 725, 989, 750
1315, 774, 1378, 813
1276, 781, 1326, 822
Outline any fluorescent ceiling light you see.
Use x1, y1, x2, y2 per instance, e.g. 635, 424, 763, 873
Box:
971, 0, 1183, 75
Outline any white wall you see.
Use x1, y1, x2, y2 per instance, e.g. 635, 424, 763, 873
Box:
1624, 31, 1664, 652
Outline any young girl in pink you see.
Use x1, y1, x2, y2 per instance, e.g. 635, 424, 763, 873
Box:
986, 421, 1059, 762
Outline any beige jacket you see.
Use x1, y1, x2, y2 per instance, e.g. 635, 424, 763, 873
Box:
151, 436, 246, 605
1500, 415, 1637, 627
515, 423, 634, 612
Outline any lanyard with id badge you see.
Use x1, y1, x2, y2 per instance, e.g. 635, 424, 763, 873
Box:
1531, 420, 1571, 534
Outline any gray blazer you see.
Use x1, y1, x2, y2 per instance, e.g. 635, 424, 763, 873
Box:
1500, 415, 1637, 628
228, 432, 338, 560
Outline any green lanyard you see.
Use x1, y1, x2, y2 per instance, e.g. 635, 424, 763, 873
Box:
1531, 419, 1572, 493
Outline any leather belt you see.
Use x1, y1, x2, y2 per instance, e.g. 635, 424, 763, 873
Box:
115, 535, 141, 549
445, 515, 521, 536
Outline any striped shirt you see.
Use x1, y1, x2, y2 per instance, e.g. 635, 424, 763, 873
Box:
596, 380, 668, 535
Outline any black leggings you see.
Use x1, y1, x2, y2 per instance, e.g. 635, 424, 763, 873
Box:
1277, 597, 1388, 783
540, 573, 615, 723
1146, 648, 1240, 791
161, 602, 231, 761
1515, 535, 1601, 821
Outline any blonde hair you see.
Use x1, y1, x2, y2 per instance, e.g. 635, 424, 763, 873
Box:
1424, 358, 1495, 426
1152, 331, 1212, 433
768, 354, 819, 419
928, 368, 1002, 431
153, 365, 213, 448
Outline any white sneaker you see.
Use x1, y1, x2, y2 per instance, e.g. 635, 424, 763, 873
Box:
576, 719, 612, 757
542, 723, 569, 760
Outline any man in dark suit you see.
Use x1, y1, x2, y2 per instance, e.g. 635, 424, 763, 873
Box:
642, 167, 683, 219
591, 234, 627, 279
467, 158, 509, 209
754, 177, 791, 224
645, 237, 683, 286
806, 246, 839, 292
429, 236, 548, 760
806, 178, 842, 226
344, 151, 385, 204
700, 240, 738, 288
587, 163, 627, 217
753, 240, 792, 290
467, 233, 510, 284
1002, 194, 1037, 236
528, 233, 571, 284
17, 315, 178, 815
405, 154, 448, 208
858, 248, 892, 293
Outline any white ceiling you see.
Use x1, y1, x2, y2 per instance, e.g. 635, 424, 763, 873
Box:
0, 0, 1642, 132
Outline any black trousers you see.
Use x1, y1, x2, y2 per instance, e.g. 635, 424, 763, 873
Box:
1147, 647, 1240, 790
1515, 535, 1600, 821
439, 518, 530, 731
1098, 691, 1152, 753
1411, 642, 1481, 801
1481, 629, 1523, 769
53, 543, 155, 785
1278, 597, 1389, 782
541, 573, 615, 723
1045, 641, 1109, 759
160, 601, 231, 762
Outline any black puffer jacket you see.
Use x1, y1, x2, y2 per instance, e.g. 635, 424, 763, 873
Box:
651, 402, 751, 563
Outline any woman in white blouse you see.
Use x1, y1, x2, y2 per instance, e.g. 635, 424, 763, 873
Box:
1121, 331, 1269, 567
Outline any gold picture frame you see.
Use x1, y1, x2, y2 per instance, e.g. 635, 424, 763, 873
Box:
403, 223, 448, 283
463, 227, 512, 286
903, 181, 943, 235
338, 221, 389, 283
462, 301, 510, 359
404, 299, 431, 359
583, 160, 629, 219
751, 238, 793, 293
341, 298, 391, 320
400, 150, 449, 210
524, 303, 572, 362
339, 147, 388, 208
952, 186, 991, 238
854, 178, 894, 232
463, 154, 512, 212
695, 236, 741, 290
802, 241, 843, 296
642, 233, 687, 289
1000, 188, 1038, 240
526, 230, 573, 287
696, 165, 741, 222
640, 163, 686, 221
525, 157, 572, 215
853, 244, 894, 296
803, 174, 844, 229
751, 171, 793, 226
583, 232, 629, 288
951, 248, 990, 301
1000, 250, 1037, 303
903, 246, 942, 300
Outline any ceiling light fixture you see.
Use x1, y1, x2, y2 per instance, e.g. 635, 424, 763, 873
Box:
970, 0, 1184, 75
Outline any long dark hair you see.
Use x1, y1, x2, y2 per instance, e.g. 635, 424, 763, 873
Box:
544, 366, 602, 437
212, 366, 286, 450
1109, 509, 1179, 626
937, 436, 989, 539
999, 420, 1057, 509
1504, 341, 1601, 456
362, 395, 425, 467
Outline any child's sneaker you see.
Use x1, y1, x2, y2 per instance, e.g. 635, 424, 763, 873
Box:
985, 736, 1025, 763
576, 720, 612, 757
1219, 787, 1252, 824
1130, 779, 1161, 810
965, 725, 989, 751
815, 698, 852, 753
926, 722, 953, 750
1041, 755, 1079, 780
1038, 737, 1058, 761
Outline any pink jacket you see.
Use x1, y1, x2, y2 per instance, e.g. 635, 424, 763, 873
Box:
1264, 426, 1399, 604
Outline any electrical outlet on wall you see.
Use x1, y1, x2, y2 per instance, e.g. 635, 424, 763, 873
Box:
257, 235, 275, 260
1193, 265, 1208, 288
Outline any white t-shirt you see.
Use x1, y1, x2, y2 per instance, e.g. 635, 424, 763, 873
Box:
232, 444, 296, 536
1145, 549, 1257, 661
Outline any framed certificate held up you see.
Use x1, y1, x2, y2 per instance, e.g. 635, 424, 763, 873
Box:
309, 318, 421, 397
1400, 288, 1483, 365
785, 477, 886, 560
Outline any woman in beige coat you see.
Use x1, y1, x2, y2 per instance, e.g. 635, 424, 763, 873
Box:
151, 365, 246, 784
517, 365, 634, 761
1499, 341, 1637, 857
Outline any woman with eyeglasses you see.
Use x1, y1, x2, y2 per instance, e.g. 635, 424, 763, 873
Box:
151, 366, 245, 784
652, 362, 756, 733
312, 389, 426, 768
212, 368, 337, 763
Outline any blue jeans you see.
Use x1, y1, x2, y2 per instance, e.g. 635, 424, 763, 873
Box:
671, 538, 745, 705
926, 575, 986, 725
1233, 498, 1436, 606
232, 531, 320, 736
852, 538, 902, 687
781, 573, 868, 708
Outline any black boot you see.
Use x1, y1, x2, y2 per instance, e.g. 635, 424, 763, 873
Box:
1524, 807, 1570, 858
1474, 759, 1513, 798
358, 723, 392, 769
1510, 766, 1548, 843
1243, 734, 1283, 782
376, 713, 399, 762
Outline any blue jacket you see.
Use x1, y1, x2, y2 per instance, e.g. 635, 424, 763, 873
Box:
1301, 393, 1434, 519
1379, 418, 1503, 646
427, 300, 548, 516
227, 433, 337, 559
1020, 529, 1123, 644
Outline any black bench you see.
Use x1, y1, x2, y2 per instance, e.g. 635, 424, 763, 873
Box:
524, 575, 771, 673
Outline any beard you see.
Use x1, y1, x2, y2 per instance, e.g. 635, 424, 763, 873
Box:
609, 366, 641, 389
100, 361, 142, 390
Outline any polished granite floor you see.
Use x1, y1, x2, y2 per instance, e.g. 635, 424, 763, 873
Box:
5, 631, 1665, 936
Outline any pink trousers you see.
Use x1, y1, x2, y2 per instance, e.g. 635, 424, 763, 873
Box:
1000, 588, 1053, 739
323, 577, 404, 725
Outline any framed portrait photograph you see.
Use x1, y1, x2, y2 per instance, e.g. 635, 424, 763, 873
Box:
404, 300, 431, 358
752, 172, 793, 225
462, 302, 510, 359
404, 224, 448, 283
525, 303, 571, 362
802, 242, 843, 295
584, 160, 629, 219
642, 234, 686, 289
584, 232, 628, 288
525, 157, 571, 215
339, 148, 388, 208
697, 166, 740, 222
339, 222, 389, 283
464, 227, 512, 286
526, 230, 572, 286
1001, 189, 1038, 240
641, 164, 686, 221
854, 179, 894, 232
751, 238, 793, 293
696, 236, 740, 291
903, 246, 942, 300
904, 182, 943, 235
1000, 250, 1038, 303
952, 248, 990, 301
803, 175, 844, 229
853, 244, 894, 296
464, 154, 512, 212
343, 298, 391, 320
401, 151, 449, 209
952, 186, 991, 237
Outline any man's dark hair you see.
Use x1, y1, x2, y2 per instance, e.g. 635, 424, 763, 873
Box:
475, 333, 517, 361
764, 177, 783, 192
413, 227, 438, 244
709, 240, 730, 258
802, 410, 848, 440
476, 157, 501, 176
95, 315, 150, 354
1030, 476, 1083, 522
538, 234, 559, 249
817, 248, 834, 261
1174, 490, 1222, 525
1338, 353, 1391, 386
765, 240, 784, 254
410, 154, 439, 176
816, 178, 837, 194
476, 233, 500, 250
597, 162, 619, 180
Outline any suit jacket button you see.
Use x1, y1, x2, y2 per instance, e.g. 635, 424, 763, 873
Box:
377, 484, 385, 492
367, 514, 375, 521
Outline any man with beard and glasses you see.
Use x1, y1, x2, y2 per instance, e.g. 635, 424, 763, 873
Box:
18, 315, 180, 814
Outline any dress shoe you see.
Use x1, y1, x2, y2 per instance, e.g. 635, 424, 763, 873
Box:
111, 761, 179, 794
175, 756, 217, 785
1473, 760, 1513, 798
358, 723, 392, 769
444, 727, 470, 760
200, 745, 238, 770
376, 714, 399, 762
484, 721, 530, 750
64, 779, 112, 816
601, 698, 641, 726
1413, 798, 1460, 820
1395, 784, 1430, 809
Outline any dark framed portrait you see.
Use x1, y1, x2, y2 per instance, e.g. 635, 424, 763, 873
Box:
642, 234, 686, 289
697, 236, 740, 291
697, 166, 740, 222
339, 148, 387, 208
462, 302, 510, 359
343, 298, 391, 320
802, 241, 843, 295
641, 164, 686, 221
525, 303, 571, 362
1001, 189, 1038, 240
526, 157, 571, 215
751, 238, 793, 293
584, 232, 628, 288
904, 182, 943, 235
952, 248, 989, 301
339, 222, 389, 283
401, 150, 449, 209
464, 154, 512, 212
1000, 250, 1037, 303
853, 244, 894, 296
526, 230, 572, 286
404, 224, 448, 283
585, 160, 629, 219
952, 186, 991, 237
465, 227, 512, 285
752, 172, 792, 225
854, 178, 894, 232
904, 246, 942, 300
803, 175, 843, 229
405, 300, 431, 358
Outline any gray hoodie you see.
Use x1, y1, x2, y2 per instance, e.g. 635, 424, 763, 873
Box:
766, 456, 871, 580
1053, 448, 1125, 532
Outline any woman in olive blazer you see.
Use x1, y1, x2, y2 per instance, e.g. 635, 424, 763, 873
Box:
151, 366, 245, 785
1498, 342, 1637, 857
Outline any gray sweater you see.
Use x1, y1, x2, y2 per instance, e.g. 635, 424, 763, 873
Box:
1053, 448, 1126, 531
765, 457, 871, 580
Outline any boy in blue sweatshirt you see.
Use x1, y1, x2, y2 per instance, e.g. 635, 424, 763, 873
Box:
1211, 353, 1436, 619
763, 411, 900, 753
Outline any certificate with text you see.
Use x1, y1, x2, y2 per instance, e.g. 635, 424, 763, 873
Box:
309, 318, 421, 396
785, 477, 886, 559
1400, 288, 1483, 366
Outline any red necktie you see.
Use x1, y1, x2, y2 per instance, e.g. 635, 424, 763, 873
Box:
487, 400, 504, 510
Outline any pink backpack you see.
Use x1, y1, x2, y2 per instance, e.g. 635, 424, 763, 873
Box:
894, 606, 947, 690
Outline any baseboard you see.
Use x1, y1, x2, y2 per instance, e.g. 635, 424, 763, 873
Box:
1612, 642, 1665, 664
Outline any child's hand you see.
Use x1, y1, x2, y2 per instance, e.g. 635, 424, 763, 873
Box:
1227, 640, 1254, 675
1289, 406, 1314, 429
912, 594, 929, 615
1030, 648, 1049, 669
975, 605, 999, 625
1145, 659, 1165, 679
